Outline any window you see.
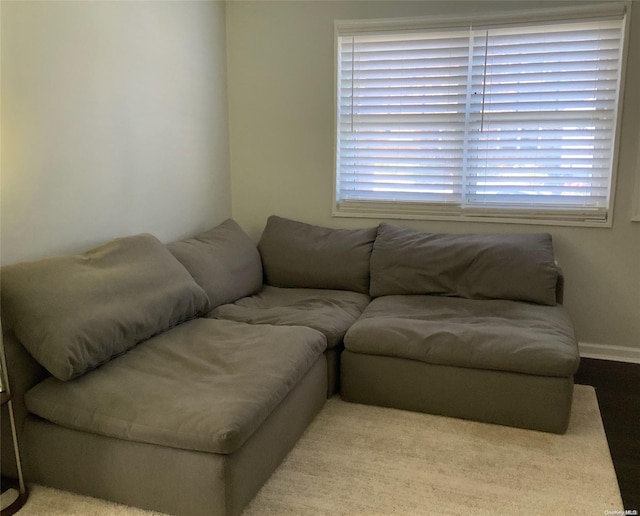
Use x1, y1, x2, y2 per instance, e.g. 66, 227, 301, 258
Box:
334, 5, 629, 225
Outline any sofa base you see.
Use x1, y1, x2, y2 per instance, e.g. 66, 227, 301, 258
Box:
325, 346, 342, 396
22, 357, 327, 516
341, 350, 574, 434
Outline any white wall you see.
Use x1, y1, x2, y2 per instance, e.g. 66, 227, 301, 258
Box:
1, 0, 231, 265
227, 1, 640, 357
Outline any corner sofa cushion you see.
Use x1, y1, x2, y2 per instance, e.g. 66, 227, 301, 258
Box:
370, 223, 558, 305
25, 318, 326, 454
167, 219, 262, 309
1, 234, 209, 381
258, 216, 377, 295
208, 285, 371, 349
344, 295, 579, 377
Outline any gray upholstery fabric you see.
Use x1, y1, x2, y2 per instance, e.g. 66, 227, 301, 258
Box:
167, 219, 263, 309
341, 350, 574, 434
208, 286, 370, 349
370, 223, 559, 305
258, 216, 377, 294
209, 286, 369, 396
25, 319, 326, 454
324, 347, 342, 396
344, 295, 579, 377
23, 359, 327, 516
1, 234, 209, 381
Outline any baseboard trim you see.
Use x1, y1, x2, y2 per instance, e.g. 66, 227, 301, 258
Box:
579, 342, 640, 364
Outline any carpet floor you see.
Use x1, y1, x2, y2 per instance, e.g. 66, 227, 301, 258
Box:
15, 385, 622, 515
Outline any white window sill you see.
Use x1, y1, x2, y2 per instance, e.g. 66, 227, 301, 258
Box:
333, 204, 613, 229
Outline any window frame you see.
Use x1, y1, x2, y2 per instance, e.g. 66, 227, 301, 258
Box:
633, 132, 640, 222
332, 3, 631, 227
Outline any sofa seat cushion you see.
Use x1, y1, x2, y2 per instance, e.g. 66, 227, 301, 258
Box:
24, 318, 326, 455
344, 295, 579, 377
207, 286, 371, 349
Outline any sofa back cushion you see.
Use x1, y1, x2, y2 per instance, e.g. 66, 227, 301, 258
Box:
370, 223, 558, 305
1, 234, 209, 381
258, 216, 377, 294
167, 219, 263, 309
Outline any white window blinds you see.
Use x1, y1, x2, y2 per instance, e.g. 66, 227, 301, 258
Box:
335, 9, 627, 223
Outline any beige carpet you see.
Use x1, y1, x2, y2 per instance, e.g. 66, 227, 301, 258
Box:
16, 385, 622, 515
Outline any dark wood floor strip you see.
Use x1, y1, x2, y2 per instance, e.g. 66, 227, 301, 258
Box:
574, 358, 640, 511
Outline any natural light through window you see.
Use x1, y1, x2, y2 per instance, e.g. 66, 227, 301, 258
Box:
334, 5, 628, 225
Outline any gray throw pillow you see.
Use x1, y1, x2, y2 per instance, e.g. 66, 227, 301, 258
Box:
258, 216, 377, 295
370, 223, 559, 305
168, 219, 263, 309
1, 234, 209, 381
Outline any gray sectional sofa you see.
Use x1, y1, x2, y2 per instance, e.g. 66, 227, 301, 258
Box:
0, 215, 580, 515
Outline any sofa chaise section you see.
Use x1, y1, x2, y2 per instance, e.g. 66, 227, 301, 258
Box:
23, 318, 327, 515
